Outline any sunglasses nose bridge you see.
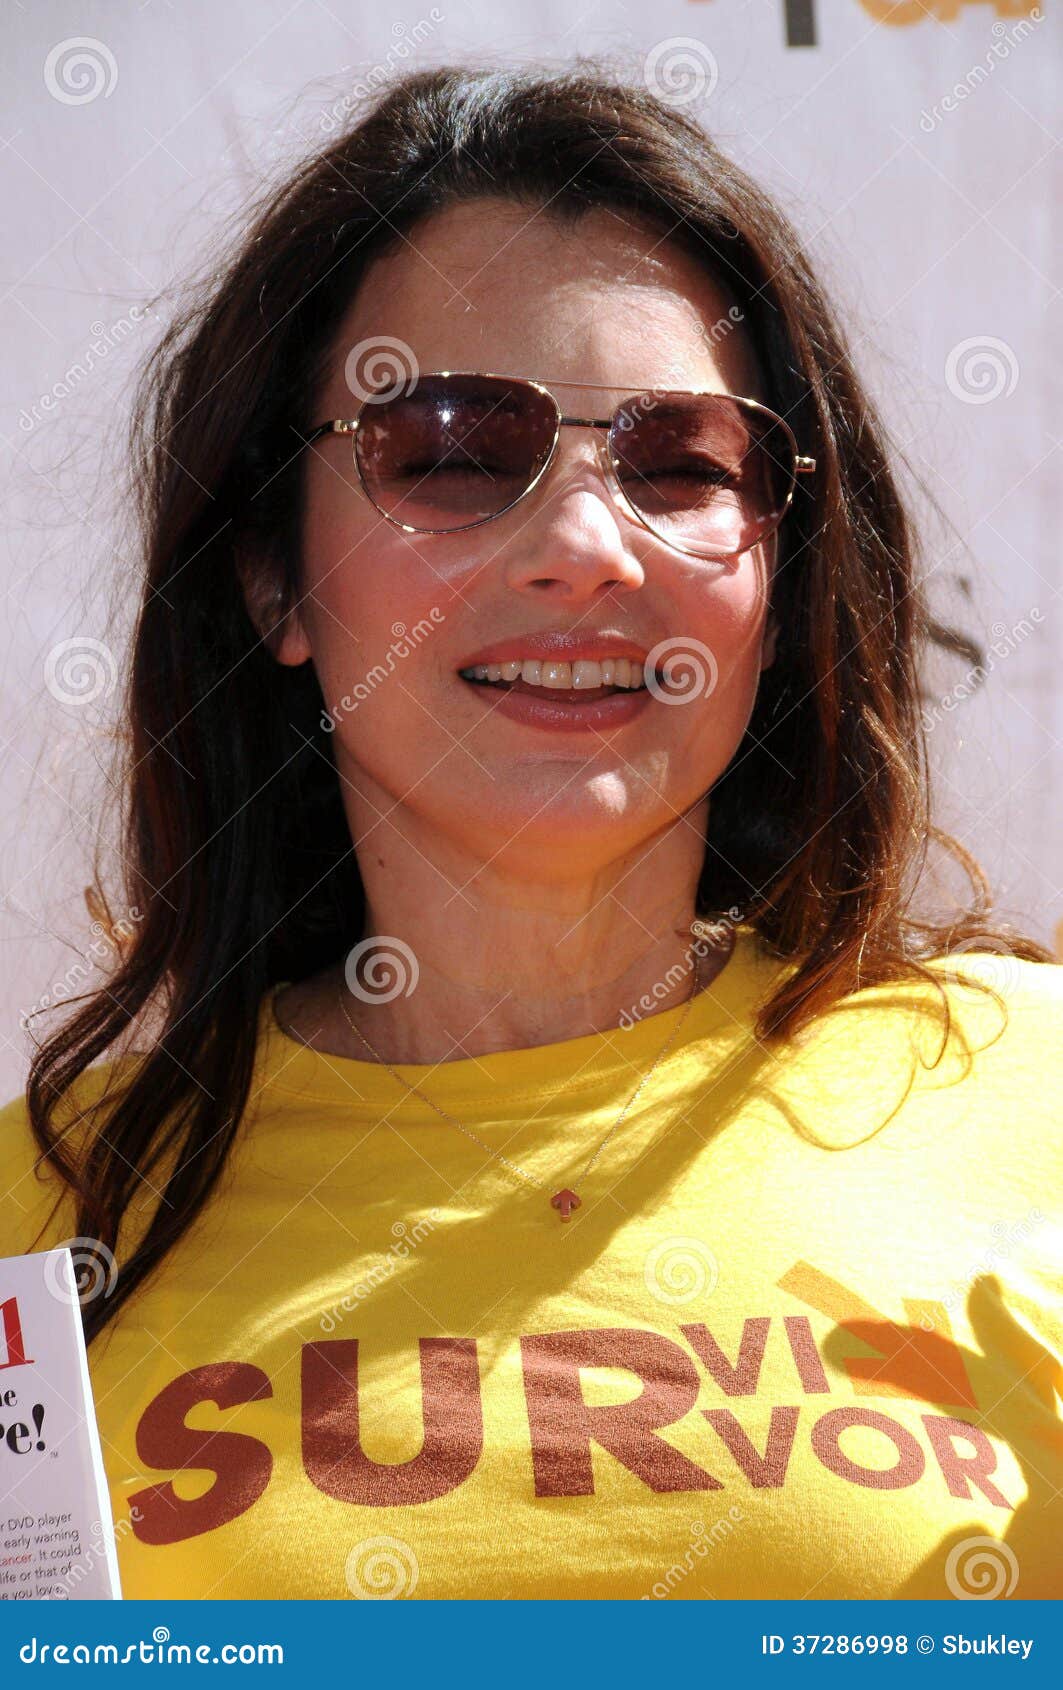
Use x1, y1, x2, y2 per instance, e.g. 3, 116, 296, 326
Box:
540, 419, 654, 549
541, 414, 628, 514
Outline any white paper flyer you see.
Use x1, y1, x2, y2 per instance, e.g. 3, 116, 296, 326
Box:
0, 1248, 121, 1599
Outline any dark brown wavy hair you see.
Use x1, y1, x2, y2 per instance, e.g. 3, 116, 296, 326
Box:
21, 59, 1051, 1345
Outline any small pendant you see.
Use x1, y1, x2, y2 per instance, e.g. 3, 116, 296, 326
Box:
550, 1187, 581, 1221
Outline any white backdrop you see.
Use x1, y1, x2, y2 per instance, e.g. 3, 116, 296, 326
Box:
2, 0, 1059, 1098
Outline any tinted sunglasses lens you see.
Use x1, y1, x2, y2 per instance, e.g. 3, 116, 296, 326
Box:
354, 376, 556, 529
612, 394, 795, 555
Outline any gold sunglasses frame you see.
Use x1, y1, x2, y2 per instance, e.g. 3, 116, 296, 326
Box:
303, 371, 816, 561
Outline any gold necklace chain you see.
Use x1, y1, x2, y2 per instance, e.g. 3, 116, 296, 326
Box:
333, 923, 711, 1222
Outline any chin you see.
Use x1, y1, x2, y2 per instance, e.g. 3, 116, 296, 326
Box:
459, 783, 681, 859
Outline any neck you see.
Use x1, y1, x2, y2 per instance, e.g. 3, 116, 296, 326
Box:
335, 909, 726, 1066
277, 794, 734, 1066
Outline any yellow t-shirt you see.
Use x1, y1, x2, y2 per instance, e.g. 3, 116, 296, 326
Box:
2, 927, 1061, 1601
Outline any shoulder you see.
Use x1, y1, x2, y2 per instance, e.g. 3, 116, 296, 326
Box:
798, 946, 1063, 1053
0, 1087, 72, 1257
0, 1058, 128, 1259
759, 946, 1063, 1156
915, 949, 1063, 1104
919, 946, 1063, 1046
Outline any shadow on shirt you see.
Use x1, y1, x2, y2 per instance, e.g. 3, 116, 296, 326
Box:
818, 1274, 1063, 1600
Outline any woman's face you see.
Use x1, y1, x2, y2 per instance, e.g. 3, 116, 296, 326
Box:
275, 198, 779, 881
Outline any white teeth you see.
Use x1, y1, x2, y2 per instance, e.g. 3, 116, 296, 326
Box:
461, 657, 648, 689
540, 661, 571, 688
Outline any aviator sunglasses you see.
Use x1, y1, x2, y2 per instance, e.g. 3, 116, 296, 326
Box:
303, 371, 816, 561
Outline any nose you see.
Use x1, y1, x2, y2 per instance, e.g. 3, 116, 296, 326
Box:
500, 430, 646, 603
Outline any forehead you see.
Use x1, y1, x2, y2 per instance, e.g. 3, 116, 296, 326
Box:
320, 197, 764, 405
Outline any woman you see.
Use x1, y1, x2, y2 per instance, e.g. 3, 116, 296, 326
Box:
3, 63, 1061, 1603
